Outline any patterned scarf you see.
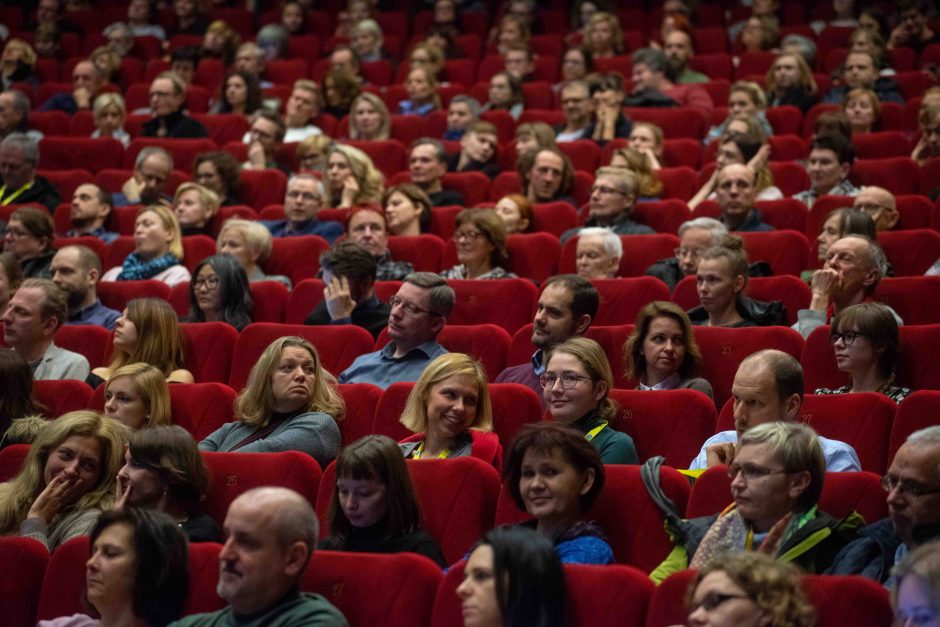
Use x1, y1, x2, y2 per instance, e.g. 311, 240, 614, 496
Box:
117, 252, 181, 281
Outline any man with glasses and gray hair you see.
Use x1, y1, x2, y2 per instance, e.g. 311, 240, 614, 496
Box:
646, 217, 728, 291
0, 133, 60, 211
262, 173, 342, 243
560, 166, 653, 243
339, 272, 455, 388
828, 426, 940, 583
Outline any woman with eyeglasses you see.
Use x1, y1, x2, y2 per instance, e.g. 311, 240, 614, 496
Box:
399, 353, 500, 467
441, 208, 517, 280
681, 551, 816, 627
814, 302, 910, 403
183, 254, 253, 331
893, 542, 940, 627
502, 421, 613, 564
541, 337, 637, 464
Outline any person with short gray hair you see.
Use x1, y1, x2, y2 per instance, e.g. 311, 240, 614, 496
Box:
0, 133, 60, 210
0, 90, 37, 141
338, 272, 454, 389
575, 227, 622, 279
626, 47, 713, 111
828, 425, 940, 583
443, 96, 481, 140
111, 146, 173, 207
560, 166, 653, 242
645, 217, 729, 290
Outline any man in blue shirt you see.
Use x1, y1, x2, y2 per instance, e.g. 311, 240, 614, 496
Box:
339, 272, 454, 389
263, 174, 343, 244
65, 183, 119, 244
50, 245, 120, 330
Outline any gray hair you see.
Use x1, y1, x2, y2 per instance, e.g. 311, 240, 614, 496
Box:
449, 95, 482, 118
678, 217, 728, 243
739, 421, 825, 513
352, 18, 384, 49
135, 146, 174, 171
578, 227, 622, 258
907, 426, 940, 446
103, 21, 134, 40
594, 166, 638, 196
237, 42, 265, 65
403, 272, 455, 318
5, 89, 31, 120
286, 172, 325, 198
781, 34, 817, 68
631, 47, 670, 74
0, 132, 39, 164
410, 137, 447, 164
257, 24, 289, 57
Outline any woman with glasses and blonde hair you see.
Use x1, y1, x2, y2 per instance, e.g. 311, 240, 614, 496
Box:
216, 218, 291, 288
399, 353, 499, 466
440, 208, 516, 280
296, 135, 333, 175
0, 410, 125, 551
348, 92, 391, 141
103, 363, 171, 430
623, 301, 714, 401
90, 298, 194, 387
199, 336, 344, 467
541, 337, 637, 464
326, 143, 385, 208
101, 205, 190, 287
815, 302, 910, 403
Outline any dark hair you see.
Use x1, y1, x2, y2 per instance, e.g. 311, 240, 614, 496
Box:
0, 348, 46, 434
126, 425, 209, 515
814, 111, 853, 141
327, 435, 422, 544
505, 422, 605, 513
720, 132, 763, 164
624, 301, 702, 380
517, 147, 575, 199
745, 349, 804, 401
490, 71, 524, 108
473, 526, 567, 627
193, 151, 242, 202
170, 45, 201, 66
319, 241, 378, 282
455, 207, 509, 267
0, 252, 24, 296
823, 207, 875, 240
564, 46, 594, 74
632, 47, 676, 81
87, 508, 189, 626
831, 302, 900, 384
10, 207, 54, 251
811, 132, 855, 165
540, 274, 599, 322
186, 254, 253, 331
382, 183, 433, 233
215, 69, 263, 116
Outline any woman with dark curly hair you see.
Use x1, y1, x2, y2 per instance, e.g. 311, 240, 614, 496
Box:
210, 69, 262, 117
193, 151, 243, 207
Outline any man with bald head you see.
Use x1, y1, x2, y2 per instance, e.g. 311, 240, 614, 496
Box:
689, 349, 860, 471
794, 234, 901, 338
829, 426, 940, 582
50, 245, 120, 330
170, 487, 347, 626
853, 186, 900, 232
715, 163, 773, 232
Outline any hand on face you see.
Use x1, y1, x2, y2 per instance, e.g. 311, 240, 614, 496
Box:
28, 474, 84, 524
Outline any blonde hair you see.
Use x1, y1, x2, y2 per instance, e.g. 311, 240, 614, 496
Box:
399, 353, 493, 433
327, 144, 385, 205
3, 38, 37, 68
545, 337, 617, 421
137, 204, 184, 259
106, 362, 172, 428
217, 218, 273, 264
0, 411, 126, 535
173, 182, 221, 220
234, 336, 345, 427
107, 298, 187, 377
93, 92, 126, 120
610, 148, 663, 197
349, 92, 391, 140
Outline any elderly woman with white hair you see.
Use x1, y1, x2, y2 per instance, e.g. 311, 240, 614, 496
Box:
216, 218, 292, 288
575, 227, 621, 280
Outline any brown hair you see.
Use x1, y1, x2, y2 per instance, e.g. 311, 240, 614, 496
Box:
623, 301, 702, 381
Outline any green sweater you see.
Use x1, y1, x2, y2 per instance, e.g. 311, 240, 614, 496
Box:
574, 412, 639, 465
169, 592, 348, 627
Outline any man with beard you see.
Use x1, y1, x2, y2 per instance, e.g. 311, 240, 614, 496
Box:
496, 274, 599, 403
664, 30, 709, 84
66, 184, 118, 244
50, 245, 120, 330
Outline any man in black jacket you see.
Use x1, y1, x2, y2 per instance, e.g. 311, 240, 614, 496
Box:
141, 72, 207, 139
0, 133, 60, 211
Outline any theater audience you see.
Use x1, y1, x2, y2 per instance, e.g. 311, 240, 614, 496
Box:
575, 227, 621, 280
199, 336, 344, 467
345, 204, 414, 281
562, 167, 653, 242
448, 121, 501, 179
0, 251, 22, 313
443, 96, 481, 141
842, 87, 881, 134
399, 67, 440, 116
66, 184, 119, 244
184, 254, 253, 331
441, 208, 516, 280
482, 71, 524, 120
216, 218, 292, 288
326, 144, 385, 209
115, 425, 221, 542
101, 205, 191, 287
690, 134, 781, 210
90, 297, 194, 387
0, 410, 124, 551
0, 347, 46, 436
893, 543, 940, 627
0, 134, 60, 211
264, 174, 343, 243
912, 102, 940, 166
814, 208, 876, 267
608, 147, 662, 200
765, 52, 818, 112
627, 121, 665, 170
624, 301, 714, 400
91, 93, 130, 147
112, 147, 173, 208
103, 362, 171, 430
141, 72, 208, 139
494, 194, 533, 234
705, 81, 774, 144
348, 92, 391, 141
173, 182, 220, 237
210, 69, 262, 117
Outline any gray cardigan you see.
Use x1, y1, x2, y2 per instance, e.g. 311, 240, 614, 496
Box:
198, 411, 341, 468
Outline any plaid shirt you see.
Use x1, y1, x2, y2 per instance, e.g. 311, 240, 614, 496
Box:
793, 179, 859, 208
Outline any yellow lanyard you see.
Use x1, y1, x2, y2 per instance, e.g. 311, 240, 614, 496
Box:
413, 440, 450, 459
584, 421, 608, 442
0, 181, 34, 206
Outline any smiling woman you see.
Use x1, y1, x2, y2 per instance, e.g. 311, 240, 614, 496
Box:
199, 336, 344, 466
0, 410, 125, 551
319, 434, 445, 566
399, 353, 499, 465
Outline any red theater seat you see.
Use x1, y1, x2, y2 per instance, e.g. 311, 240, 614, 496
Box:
336, 383, 382, 445
35, 536, 88, 621
633, 199, 692, 234
51, 236, 106, 264
169, 383, 237, 441
263, 235, 330, 286
446, 279, 538, 334
387, 234, 445, 272
38, 137, 124, 172
877, 229, 940, 276
53, 324, 111, 370
285, 278, 325, 324
0, 537, 48, 627
33, 380, 92, 417
591, 278, 672, 326
374, 324, 511, 382
201, 450, 322, 523
736, 230, 813, 277
875, 277, 940, 325
97, 279, 171, 312
306, 551, 443, 627
179, 322, 239, 384
38, 169, 92, 202
890, 390, 940, 462
531, 201, 579, 237
851, 158, 921, 195
506, 232, 562, 283
496, 464, 691, 572
124, 138, 217, 173
238, 168, 289, 211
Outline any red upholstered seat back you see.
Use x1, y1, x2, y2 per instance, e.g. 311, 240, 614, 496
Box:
0, 537, 48, 627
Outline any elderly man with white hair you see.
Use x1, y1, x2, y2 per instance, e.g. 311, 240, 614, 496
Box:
561, 166, 654, 243
575, 227, 621, 279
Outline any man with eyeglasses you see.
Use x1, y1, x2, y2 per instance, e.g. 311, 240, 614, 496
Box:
689, 349, 860, 472
793, 234, 902, 339
560, 167, 653, 243
0, 133, 60, 211
496, 274, 598, 403
853, 186, 900, 232
339, 272, 454, 389
829, 426, 940, 583
653, 421, 860, 583
50, 245, 120, 330
645, 217, 729, 291
555, 80, 594, 142
305, 241, 390, 340
242, 110, 290, 174
140, 71, 207, 139
262, 173, 342, 243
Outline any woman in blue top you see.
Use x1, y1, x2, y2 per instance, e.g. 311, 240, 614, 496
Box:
503, 422, 614, 565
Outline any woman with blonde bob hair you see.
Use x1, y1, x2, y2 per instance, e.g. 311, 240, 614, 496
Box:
348, 92, 391, 141
172, 181, 220, 237
326, 143, 385, 208
101, 204, 190, 287
684, 551, 816, 627
623, 301, 714, 400
0, 410, 126, 551
216, 218, 291, 288
91, 92, 130, 147
103, 362, 172, 430
199, 336, 344, 467
399, 353, 500, 466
